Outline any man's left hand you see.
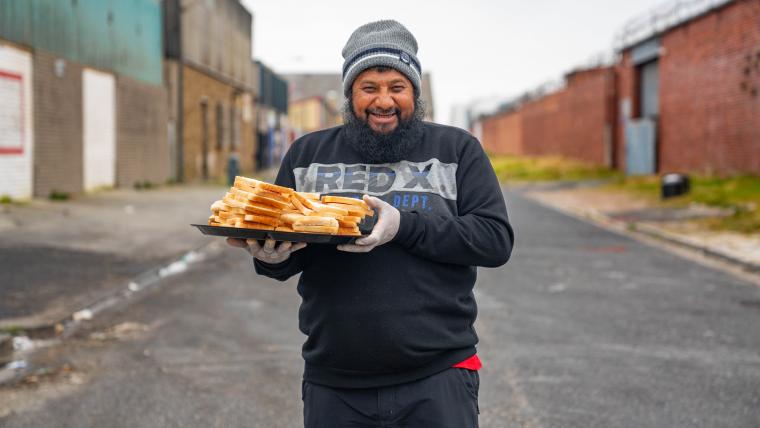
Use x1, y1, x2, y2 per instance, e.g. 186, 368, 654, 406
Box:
337, 195, 399, 253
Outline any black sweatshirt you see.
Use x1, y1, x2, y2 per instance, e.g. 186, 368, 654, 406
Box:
255, 122, 514, 388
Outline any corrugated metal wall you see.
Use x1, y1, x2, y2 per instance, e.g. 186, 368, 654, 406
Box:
0, 0, 163, 85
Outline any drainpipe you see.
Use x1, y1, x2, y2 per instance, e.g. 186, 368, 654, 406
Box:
176, 5, 185, 183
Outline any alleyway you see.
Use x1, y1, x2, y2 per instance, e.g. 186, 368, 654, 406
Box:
2, 190, 759, 427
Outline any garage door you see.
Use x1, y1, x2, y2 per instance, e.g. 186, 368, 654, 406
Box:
82, 68, 116, 191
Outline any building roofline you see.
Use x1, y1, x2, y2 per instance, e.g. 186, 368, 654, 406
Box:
615, 0, 735, 51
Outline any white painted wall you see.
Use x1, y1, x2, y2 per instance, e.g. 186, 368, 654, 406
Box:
0, 43, 34, 199
82, 68, 116, 191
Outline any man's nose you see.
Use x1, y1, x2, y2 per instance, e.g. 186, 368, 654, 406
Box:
374, 91, 395, 110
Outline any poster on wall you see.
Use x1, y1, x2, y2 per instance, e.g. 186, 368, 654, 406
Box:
0, 70, 24, 155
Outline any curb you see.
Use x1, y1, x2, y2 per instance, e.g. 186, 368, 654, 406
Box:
631, 222, 760, 273
518, 191, 760, 275
0, 239, 224, 386
61, 240, 223, 337
0, 334, 11, 365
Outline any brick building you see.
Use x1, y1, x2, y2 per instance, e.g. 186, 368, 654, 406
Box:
480, 67, 616, 167
288, 96, 343, 138
164, 0, 256, 183
0, 0, 168, 198
284, 73, 344, 140
616, 0, 760, 175
476, 0, 760, 176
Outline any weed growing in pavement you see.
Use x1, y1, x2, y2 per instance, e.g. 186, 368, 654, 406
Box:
133, 180, 156, 190
0, 325, 26, 336
48, 190, 70, 201
0, 195, 30, 206
699, 205, 760, 234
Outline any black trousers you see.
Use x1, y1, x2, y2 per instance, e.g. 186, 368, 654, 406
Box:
302, 368, 479, 428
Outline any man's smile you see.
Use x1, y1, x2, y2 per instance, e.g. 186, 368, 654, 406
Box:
367, 109, 399, 130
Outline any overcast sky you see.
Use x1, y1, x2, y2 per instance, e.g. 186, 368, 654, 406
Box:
242, 0, 667, 125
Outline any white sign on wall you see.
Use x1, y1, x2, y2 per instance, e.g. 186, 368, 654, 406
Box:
0, 44, 34, 199
0, 71, 23, 154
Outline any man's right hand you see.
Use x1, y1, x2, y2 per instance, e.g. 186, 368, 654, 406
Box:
226, 238, 307, 264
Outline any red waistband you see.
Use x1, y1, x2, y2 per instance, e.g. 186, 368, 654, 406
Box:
451, 353, 481, 371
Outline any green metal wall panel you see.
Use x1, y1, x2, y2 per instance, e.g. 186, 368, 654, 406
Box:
0, 0, 33, 45
256, 60, 288, 114
0, 0, 162, 85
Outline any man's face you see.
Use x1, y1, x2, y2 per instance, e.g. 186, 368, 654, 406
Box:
351, 68, 415, 134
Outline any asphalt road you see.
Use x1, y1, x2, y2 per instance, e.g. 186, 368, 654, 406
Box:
2, 190, 759, 427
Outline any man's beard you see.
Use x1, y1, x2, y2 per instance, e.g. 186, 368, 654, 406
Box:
342, 98, 426, 164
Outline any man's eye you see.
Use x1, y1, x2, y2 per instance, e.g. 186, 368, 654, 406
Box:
392, 86, 405, 91
362, 87, 376, 92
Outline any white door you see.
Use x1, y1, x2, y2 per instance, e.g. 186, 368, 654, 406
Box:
0, 44, 34, 199
82, 68, 116, 191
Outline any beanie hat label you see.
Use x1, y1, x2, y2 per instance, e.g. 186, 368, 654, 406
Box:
342, 47, 421, 80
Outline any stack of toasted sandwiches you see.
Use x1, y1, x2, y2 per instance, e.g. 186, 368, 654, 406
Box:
207, 176, 373, 236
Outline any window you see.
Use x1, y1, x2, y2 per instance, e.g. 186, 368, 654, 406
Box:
216, 103, 224, 150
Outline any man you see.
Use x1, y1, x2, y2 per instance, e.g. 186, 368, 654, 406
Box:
228, 20, 513, 428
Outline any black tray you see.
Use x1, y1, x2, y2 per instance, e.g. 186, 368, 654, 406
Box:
192, 215, 376, 245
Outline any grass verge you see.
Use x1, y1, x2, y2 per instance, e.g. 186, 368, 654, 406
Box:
607, 175, 760, 233
489, 155, 620, 182
489, 154, 760, 233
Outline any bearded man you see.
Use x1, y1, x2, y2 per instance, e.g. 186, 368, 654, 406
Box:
228, 20, 513, 428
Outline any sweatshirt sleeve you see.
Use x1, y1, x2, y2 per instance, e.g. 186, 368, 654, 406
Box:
253, 147, 309, 281
391, 138, 514, 267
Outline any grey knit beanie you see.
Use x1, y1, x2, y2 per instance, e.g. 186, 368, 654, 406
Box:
341, 20, 421, 97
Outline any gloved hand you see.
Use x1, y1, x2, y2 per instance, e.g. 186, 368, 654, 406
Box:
227, 238, 306, 264
337, 195, 400, 253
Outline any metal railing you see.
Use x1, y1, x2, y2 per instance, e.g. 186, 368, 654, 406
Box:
472, 0, 737, 124
614, 0, 734, 50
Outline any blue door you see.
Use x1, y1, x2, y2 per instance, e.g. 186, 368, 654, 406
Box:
626, 59, 659, 175
626, 118, 657, 175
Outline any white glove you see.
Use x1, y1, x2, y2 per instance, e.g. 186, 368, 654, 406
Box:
227, 238, 307, 264
337, 195, 400, 253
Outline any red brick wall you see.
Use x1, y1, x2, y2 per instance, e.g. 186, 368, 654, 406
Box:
480, 67, 614, 166
521, 91, 562, 157
574, 69, 615, 166
658, 0, 760, 174
480, 109, 522, 155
